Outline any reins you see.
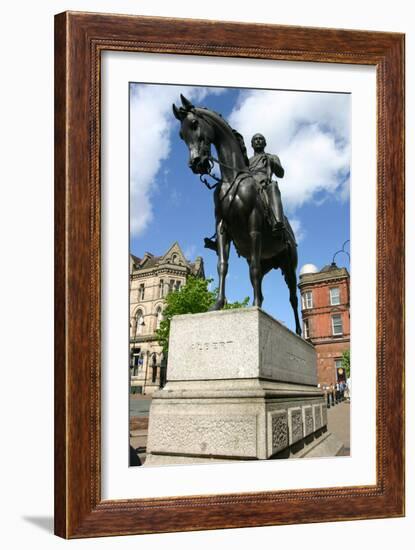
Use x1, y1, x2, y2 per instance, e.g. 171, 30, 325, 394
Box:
200, 155, 252, 215
200, 154, 254, 191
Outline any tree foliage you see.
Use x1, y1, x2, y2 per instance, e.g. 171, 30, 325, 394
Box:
155, 276, 249, 354
341, 349, 350, 378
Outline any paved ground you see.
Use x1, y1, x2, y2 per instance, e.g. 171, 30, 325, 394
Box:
129, 396, 151, 464
129, 398, 351, 465
129, 395, 151, 417
327, 401, 350, 455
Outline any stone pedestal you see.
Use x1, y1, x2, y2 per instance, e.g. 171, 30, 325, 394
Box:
145, 307, 329, 465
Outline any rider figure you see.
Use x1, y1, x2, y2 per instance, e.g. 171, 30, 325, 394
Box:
249, 133, 285, 232
204, 132, 286, 251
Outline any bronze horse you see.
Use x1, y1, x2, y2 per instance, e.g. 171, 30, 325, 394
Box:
173, 95, 302, 336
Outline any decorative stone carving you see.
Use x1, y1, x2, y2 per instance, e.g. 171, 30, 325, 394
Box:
302, 405, 314, 436
313, 404, 322, 430
288, 407, 303, 445
267, 410, 288, 456
147, 414, 258, 458
322, 403, 328, 426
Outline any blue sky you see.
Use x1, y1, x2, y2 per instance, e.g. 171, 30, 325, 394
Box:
129, 83, 350, 331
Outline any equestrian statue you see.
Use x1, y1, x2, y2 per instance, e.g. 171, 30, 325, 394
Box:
173, 94, 302, 336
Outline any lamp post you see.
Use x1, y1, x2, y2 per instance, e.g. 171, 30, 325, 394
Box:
143, 350, 150, 395
160, 353, 167, 388
131, 312, 145, 393
331, 239, 350, 266
332, 239, 351, 318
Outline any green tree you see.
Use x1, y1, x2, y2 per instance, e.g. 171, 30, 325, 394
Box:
222, 297, 250, 310
341, 349, 350, 378
155, 275, 249, 354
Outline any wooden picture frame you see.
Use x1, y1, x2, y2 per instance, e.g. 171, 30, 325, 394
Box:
54, 11, 405, 538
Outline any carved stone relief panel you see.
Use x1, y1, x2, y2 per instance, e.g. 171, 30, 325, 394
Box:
267, 410, 288, 457
288, 407, 303, 445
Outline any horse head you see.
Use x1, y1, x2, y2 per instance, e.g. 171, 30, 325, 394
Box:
172, 94, 214, 175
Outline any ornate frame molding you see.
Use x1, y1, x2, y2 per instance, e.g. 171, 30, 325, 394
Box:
55, 11, 404, 538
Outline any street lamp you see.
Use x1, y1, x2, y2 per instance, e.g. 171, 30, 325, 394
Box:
130, 313, 145, 393
331, 239, 350, 266
143, 350, 150, 395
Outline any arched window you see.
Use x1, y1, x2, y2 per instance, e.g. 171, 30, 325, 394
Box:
135, 310, 144, 335
156, 307, 163, 329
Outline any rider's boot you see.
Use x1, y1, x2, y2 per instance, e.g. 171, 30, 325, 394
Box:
267, 182, 285, 233
204, 236, 218, 252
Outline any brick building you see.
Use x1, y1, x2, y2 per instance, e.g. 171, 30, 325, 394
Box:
298, 262, 350, 388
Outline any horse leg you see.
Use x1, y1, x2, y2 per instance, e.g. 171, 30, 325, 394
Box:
249, 257, 265, 307
248, 213, 263, 307
258, 272, 264, 306
210, 219, 230, 310
282, 264, 302, 336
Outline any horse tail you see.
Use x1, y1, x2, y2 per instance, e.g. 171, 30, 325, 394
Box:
283, 216, 298, 249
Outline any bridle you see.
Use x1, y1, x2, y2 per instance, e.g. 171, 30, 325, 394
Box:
189, 110, 262, 210
199, 154, 248, 189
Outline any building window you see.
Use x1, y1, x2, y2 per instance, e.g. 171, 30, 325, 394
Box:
131, 348, 143, 376
175, 280, 181, 292
330, 287, 340, 305
139, 283, 145, 300
303, 319, 310, 339
156, 307, 163, 329
136, 310, 144, 335
159, 279, 164, 298
169, 279, 175, 293
301, 291, 313, 309
331, 314, 343, 336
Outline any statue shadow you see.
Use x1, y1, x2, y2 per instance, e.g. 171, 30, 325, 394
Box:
130, 444, 142, 466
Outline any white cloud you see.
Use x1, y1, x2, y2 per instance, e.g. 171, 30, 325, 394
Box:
228, 89, 350, 213
288, 218, 305, 243
130, 84, 224, 237
130, 87, 350, 240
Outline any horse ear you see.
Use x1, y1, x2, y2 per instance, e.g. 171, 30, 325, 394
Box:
172, 103, 184, 121
180, 94, 194, 111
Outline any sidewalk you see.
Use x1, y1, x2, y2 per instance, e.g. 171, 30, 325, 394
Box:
130, 416, 148, 464
327, 401, 350, 455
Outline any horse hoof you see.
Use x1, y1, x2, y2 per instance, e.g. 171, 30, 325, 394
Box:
209, 301, 224, 311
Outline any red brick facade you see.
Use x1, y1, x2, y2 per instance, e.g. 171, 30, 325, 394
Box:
298, 263, 350, 388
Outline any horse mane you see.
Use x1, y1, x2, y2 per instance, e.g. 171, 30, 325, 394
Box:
197, 107, 249, 167
231, 129, 249, 167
